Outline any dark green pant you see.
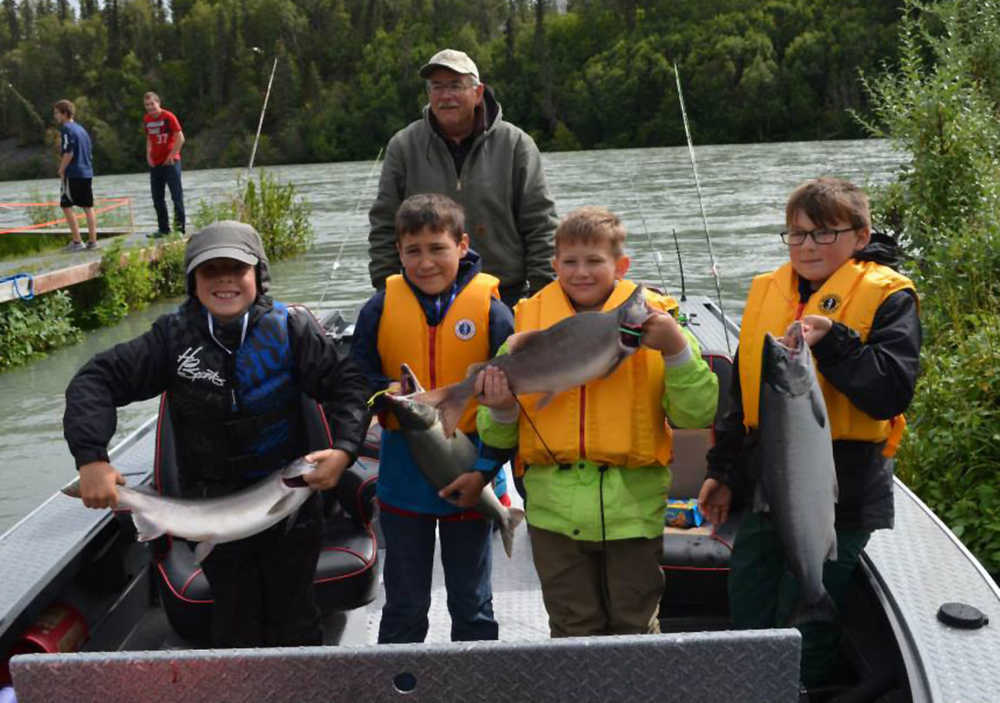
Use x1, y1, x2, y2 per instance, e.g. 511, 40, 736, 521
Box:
728, 511, 870, 688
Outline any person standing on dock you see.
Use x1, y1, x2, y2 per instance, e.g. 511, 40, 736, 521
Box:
368, 48, 558, 308
143, 91, 186, 238
53, 100, 97, 251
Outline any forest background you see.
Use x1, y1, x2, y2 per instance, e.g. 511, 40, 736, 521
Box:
0, 0, 905, 178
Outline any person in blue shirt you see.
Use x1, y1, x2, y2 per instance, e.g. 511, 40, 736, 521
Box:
53, 99, 97, 251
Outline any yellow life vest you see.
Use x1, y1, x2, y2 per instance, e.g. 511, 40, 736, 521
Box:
739, 260, 915, 455
514, 280, 677, 469
378, 273, 499, 433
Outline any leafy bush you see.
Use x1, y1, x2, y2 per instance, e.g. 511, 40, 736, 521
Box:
75, 240, 157, 328
0, 291, 82, 370
863, 0, 1000, 576
194, 171, 314, 260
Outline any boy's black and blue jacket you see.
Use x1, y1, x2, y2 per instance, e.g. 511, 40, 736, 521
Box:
64, 295, 370, 495
706, 236, 922, 530
351, 249, 515, 515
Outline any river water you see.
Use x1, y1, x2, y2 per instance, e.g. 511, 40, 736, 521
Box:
0, 139, 905, 534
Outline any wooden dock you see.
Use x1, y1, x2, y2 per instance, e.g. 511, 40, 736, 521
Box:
0, 232, 182, 305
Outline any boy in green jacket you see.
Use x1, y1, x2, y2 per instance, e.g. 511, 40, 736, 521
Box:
476, 206, 718, 636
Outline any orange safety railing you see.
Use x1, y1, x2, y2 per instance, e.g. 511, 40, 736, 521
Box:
0, 197, 133, 235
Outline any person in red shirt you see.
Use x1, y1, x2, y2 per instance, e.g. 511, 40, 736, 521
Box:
143, 91, 186, 237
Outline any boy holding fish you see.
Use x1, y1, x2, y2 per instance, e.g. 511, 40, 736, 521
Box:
474, 205, 718, 637
63, 221, 370, 647
350, 193, 515, 643
698, 177, 921, 688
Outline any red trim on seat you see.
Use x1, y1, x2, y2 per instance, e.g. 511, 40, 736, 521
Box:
314, 524, 377, 584
179, 567, 204, 597
156, 561, 213, 604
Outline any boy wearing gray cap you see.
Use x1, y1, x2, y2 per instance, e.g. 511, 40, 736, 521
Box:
64, 220, 370, 647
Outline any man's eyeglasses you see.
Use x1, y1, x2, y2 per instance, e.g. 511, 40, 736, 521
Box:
426, 80, 477, 95
779, 226, 856, 246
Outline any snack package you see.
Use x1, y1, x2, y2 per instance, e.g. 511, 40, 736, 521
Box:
665, 498, 704, 529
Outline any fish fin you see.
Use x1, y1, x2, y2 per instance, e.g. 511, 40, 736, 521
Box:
789, 590, 838, 626
752, 483, 770, 513
267, 492, 297, 516
535, 392, 556, 410
132, 512, 166, 543
414, 379, 476, 437
825, 533, 838, 562
506, 330, 540, 354
193, 541, 216, 564
500, 507, 526, 558
810, 388, 827, 429
284, 508, 301, 534
463, 360, 488, 379
61, 479, 82, 499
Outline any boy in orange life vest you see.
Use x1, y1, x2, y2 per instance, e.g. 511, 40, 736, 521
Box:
698, 178, 921, 688
476, 206, 718, 637
349, 193, 515, 643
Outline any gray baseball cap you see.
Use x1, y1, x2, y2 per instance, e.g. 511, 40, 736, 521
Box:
184, 220, 267, 274
419, 49, 479, 81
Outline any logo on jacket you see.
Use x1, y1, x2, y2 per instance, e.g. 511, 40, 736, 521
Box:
454, 318, 477, 341
177, 346, 225, 386
818, 294, 842, 313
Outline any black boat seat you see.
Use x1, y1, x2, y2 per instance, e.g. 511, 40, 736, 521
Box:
661, 353, 737, 572
151, 388, 378, 644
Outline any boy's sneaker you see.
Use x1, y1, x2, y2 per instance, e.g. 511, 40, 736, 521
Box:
86, 240, 100, 250
63, 241, 86, 252
146, 231, 168, 239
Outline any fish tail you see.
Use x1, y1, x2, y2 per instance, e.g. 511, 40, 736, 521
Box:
789, 589, 839, 626
132, 512, 166, 543
61, 479, 82, 499
500, 506, 525, 558
413, 376, 476, 437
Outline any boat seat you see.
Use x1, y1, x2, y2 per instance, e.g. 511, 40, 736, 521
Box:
661, 353, 738, 572
149, 311, 379, 643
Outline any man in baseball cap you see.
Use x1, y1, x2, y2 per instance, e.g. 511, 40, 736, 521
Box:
368, 48, 559, 308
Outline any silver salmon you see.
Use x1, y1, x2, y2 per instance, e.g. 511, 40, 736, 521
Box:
378, 363, 525, 557
417, 283, 653, 436
757, 321, 839, 625
62, 458, 318, 563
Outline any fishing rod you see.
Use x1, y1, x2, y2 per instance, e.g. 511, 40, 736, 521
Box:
673, 62, 732, 355
627, 173, 670, 296
671, 229, 687, 302
318, 147, 384, 305
4, 81, 45, 129
247, 51, 279, 176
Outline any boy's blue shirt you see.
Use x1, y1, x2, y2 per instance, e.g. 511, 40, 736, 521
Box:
60, 121, 94, 179
350, 248, 515, 515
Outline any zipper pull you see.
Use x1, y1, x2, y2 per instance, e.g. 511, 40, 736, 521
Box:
456, 178, 461, 192
230, 388, 239, 412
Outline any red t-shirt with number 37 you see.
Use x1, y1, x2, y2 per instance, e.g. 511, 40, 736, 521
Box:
144, 109, 183, 166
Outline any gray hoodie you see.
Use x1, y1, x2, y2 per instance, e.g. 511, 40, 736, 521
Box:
368, 89, 558, 299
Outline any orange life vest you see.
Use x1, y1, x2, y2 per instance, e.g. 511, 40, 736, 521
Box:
514, 280, 677, 470
738, 259, 915, 455
378, 273, 499, 433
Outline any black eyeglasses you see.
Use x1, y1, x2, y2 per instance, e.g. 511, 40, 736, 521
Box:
779, 226, 856, 246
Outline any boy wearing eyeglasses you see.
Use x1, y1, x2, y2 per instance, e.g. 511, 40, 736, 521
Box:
697, 177, 921, 690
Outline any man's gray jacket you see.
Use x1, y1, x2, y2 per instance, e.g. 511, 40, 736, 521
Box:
368, 90, 558, 299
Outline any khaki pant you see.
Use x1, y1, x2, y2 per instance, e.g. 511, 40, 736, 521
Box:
529, 525, 664, 637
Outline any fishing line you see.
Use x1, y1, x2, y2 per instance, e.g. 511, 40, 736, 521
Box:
319, 147, 384, 306
247, 55, 279, 176
627, 173, 669, 296
511, 393, 559, 467
673, 63, 732, 355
